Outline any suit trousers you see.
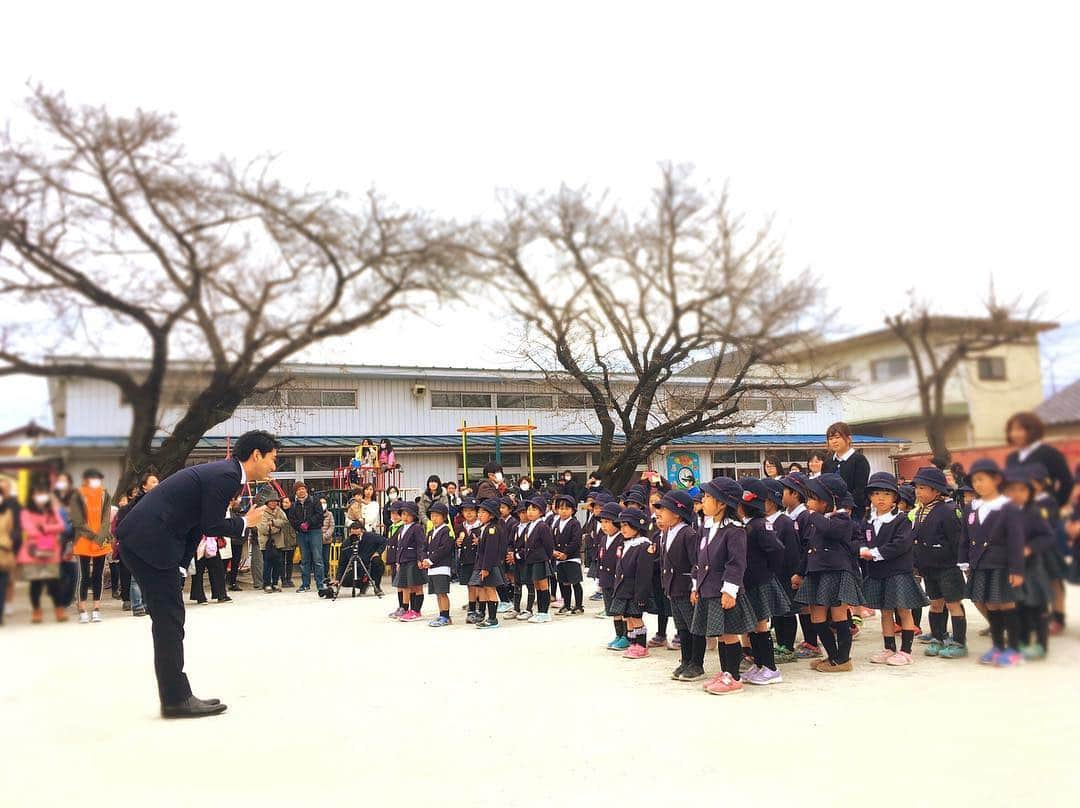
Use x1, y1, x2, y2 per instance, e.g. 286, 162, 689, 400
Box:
120, 546, 193, 706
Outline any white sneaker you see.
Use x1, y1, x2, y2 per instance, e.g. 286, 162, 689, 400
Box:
496, 601, 512, 613
3, 602, 13, 617
516, 610, 533, 621
90, 610, 102, 623
79, 611, 90, 624
528, 612, 552, 624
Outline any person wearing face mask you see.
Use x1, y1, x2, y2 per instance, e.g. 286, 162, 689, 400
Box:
557, 471, 586, 503
514, 475, 534, 503
70, 469, 113, 624
476, 462, 504, 501
18, 486, 66, 623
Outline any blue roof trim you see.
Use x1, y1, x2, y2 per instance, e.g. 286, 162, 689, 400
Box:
41, 433, 909, 451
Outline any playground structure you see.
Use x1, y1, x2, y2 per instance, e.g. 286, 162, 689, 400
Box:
457, 419, 537, 483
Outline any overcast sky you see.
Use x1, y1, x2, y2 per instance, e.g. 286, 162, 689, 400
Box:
2, 1, 1078, 430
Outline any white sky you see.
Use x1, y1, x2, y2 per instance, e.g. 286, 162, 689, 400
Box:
2, 1, 1079, 430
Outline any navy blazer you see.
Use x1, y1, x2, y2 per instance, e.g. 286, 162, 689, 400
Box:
1006, 444, 1074, 507
116, 458, 245, 570
824, 452, 871, 518
959, 501, 1025, 576
771, 513, 802, 579
395, 521, 427, 566
1020, 502, 1056, 556
476, 520, 508, 572
612, 539, 655, 604
744, 516, 785, 585
860, 513, 915, 578
597, 531, 624, 589
912, 499, 962, 570
553, 517, 583, 560
660, 521, 698, 599
692, 521, 747, 600
425, 524, 453, 568
456, 522, 483, 565
524, 519, 555, 564
802, 511, 859, 575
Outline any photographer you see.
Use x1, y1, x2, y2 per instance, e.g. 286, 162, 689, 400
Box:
332, 521, 386, 596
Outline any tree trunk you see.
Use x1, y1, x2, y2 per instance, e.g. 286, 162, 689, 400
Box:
599, 451, 645, 496
925, 380, 952, 468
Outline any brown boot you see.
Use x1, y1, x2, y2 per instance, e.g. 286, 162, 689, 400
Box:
32, 609, 44, 623
55, 607, 69, 622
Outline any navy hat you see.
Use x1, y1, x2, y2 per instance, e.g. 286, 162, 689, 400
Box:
622, 487, 648, 507
460, 496, 479, 510
898, 484, 916, 506
761, 478, 785, 507
618, 507, 649, 533
806, 473, 848, 506
701, 477, 744, 510
957, 482, 975, 494
739, 478, 769, 514
594, 492, 614, 505
657, 490, 695, 522
553, 493, 577, 510
779, 472, 810, 500
399, 500, 419, 519
479, 498, 502, 517
428, 502, 449, 518
388, 499, 405, 513
1003, 466, 1033, 486
1024, 462, 1050, 483
525, 496, 547, 511
968, 458, 1003, 479
599, 502, 623, 522
514, 499, 529, 514
866, 471, 899, 496
498, 495, 515, 509
911, 466, 950, 494
688, 486, 703, 503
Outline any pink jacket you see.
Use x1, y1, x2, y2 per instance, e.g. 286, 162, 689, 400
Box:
18, 509, 65, 565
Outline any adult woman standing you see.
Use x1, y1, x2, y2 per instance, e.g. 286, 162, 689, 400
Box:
419, 475, 448, 523
18, 485, 66, 623
70, 468, 113, 623
1005, 412, 1073, 506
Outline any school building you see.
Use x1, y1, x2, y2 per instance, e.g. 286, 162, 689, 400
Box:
38, 359, 911, 496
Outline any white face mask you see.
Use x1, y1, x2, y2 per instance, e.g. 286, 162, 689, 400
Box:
519, 482, 530, 491
494, 472, 504, 483
34, 494, 50, 507
55, 481, 69, 492
87, 479, 103, 489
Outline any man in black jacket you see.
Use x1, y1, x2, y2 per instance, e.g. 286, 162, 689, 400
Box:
286, 481, 325, 593
117, 430, 280, 719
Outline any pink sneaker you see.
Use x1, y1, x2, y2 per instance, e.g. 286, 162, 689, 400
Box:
705, 672, 743, 695
622, 644, 649, 659
886, 651, 913, 666
398, 610, 422, 622
870, 648, 896, 664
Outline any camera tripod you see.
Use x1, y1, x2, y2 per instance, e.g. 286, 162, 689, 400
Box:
324, 542, 384, 600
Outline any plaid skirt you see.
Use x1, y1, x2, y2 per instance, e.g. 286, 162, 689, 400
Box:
468, 564, 506, 588
966, 566, 1020, 604
794, 569, 864, 608
1042, 547, 1068, 581
458, 564, 474, 587
556, 560, 584, 584
691, 593, 757, 637
862, 573, 930, 610
609, 595, 656, 618
602, 587, 614, 614
427, 573, 451, 595
921, 565, 966, 603
1019, 556, 1053, 608
393, 564, 427, 588
669, 595, 695, 633
746, 576, 793, 622
523, 560, 553, 583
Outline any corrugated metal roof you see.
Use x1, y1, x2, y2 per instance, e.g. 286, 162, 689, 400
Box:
41, 433, 909, 452
1036, 379, 1080, 426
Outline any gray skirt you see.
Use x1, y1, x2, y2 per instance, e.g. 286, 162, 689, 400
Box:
468, 564, 506, 588
921, 565, 966, 603
523, 560, 553, 582
427, 573, 451, 595
862, 573, 930, 610
794, 569, 864, 608
691, 593, 757, 637
458, 564, 474, 587
669, 595, 695, 633
746, 576, 793, 622
393, 564, 427, 588
1019, 556, 1052, 608
966, 567, 1020, 604
609, 595, 655, 618
1042, 547, 1068, 581
556, 560, 583, 585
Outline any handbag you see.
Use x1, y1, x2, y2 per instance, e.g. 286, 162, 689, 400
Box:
20, 562, 60, 582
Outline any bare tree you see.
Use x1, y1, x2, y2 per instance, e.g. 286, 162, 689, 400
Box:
0, 87, 461, 493
470, 164, 828, 493
885, 290, 1044, 467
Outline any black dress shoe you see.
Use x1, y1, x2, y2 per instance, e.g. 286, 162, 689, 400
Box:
215, 596, 233, 603
161, 696, 227, 719
193, 696, 222, 706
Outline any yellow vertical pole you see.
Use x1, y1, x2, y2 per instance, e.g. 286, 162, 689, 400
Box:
461, 420, 469, 485
527, 419, 535, 479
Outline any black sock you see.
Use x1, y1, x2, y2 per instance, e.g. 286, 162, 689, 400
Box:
951, 613, 968, 646
1003, 608, 1021, 650
911, 606, 923, 630
1037, 611, 1050, 649
559, 584, 570, 607
778, 615, 798, 649
752, 631, 776, 671
814, 620, 838, 662
988, 610, 1005, 648
549, 576, 557, 596
1053, 610, 1065, 626
724, 642, 743, 681
440, 609, 450, 618
410, 593, 422, 612
634, 628, 647, 647
679, 630, 692, 664
572, 583, 583, 609
900, 630, 914, 654
658, 614, 669, 637
798, 613, 817, 647
512, 585, 522, 612
487, 601, 498, 622
417, 594, 424, 612
833, 620, 852, 663
883, 634, 897, 651
468, 600, 476, 614
397, 591, 404, 608
614, 618, 626, 637
691, 634, 706, 667
930, 610, 947, 641
526, 583, 535, 611
538, 589, 550, 613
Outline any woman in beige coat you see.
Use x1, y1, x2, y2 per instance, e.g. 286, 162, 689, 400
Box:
257, 498, 289, 593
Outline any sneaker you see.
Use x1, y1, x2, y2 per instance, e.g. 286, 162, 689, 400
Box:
264, 586, 274, 594
774, 645, 797, 664
746, 666, 783, 685
272, 586, 282, 592
979, 647, 1003, 665
31, 609, 43, 624
594, 609, 609, 619
886, 651, 913, 666
923, 639, 944, 657
132, 607, 147, 617
282, 580, 295, 588
607, 636, 631, 651
622, 644, 649, 659
571, 607, 585, 615
496, 601, 512, 613
552, 598, 564, 608
705, 672, 743, 695
528, 612, 553, 624
647, 633, 667, 648
388, 607, 406, 620
870, 648, 896, 664
1020, 642, 1046, 661
995, 649, 1023, 667
937, 641, 969, 659
516, 610, 533, 621
702, 671, 726, 690
556, 606, 572, 616
296, 586, 311, 593
590, 590, 604, 601
671, 663, 688, 680
744, 664, 761, 679
504, 609, 518, 619
428, 616, 451, 627
795, 642, 823, 659
476, 619, 500, 629
815, 659, 853, 673
90, 610, 102, 623
466, 612, 480, 624
666, 638, 679, 651
675, 664, 706, 681
122, 601, 131, 611
739, 655, 754, 674
215, 596, 233, 604
916, 631, 935, 644
398, 610, 422, 622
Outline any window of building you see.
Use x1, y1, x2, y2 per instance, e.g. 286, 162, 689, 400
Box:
524, 394, 554, 409
461, 393, 493, 408
558, 393, 593, 409
320, 390, 357, 407
303, 455, 345, 473
285, 389, 356, 408
738, 397, 769, 411
977, 356, 1006, 381
243, 390, 284, 407
771, 397, 817, 412
834, 365, 854, 380
870, 355, 910, 381
496, 393, 524, 409
431, 392, 462, 408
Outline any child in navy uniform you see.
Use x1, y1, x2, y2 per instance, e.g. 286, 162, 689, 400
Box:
690, 477, 757, 695
468, 499, 508, 629
858, 472, 929, 666
508, 500, 531, 618
762, 478, 800, 664
423, 503, 454, 627
960, 459, 1026, 667
385, 501, 405, 618
583, 491, 604, 601
523, 498, 556, 624
393, 501, 428, 622
552, 494, 585, 615
793, 473, 864, 673
596, 501, 627, 650
1003, 466, 1055, 660
609, 507, 657, 659
780, 472, 820, 659
455, 498, 483, 624
497, 497, 518, 613
653, 490, 701, 681
1027, 463, 1069, 635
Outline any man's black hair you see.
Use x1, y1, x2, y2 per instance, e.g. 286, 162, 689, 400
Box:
235, 430, 281, 461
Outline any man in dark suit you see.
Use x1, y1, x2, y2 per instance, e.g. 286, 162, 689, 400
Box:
117, 430, 280, 719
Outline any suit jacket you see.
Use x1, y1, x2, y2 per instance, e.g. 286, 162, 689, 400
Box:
115, 458, 245, 570
553, 517, 583, 560
912, 499, 962, 570
476, 520, 508, 572
395, 521, 427, 566
801, 511, 859, 575
744, 515, 785, 586
659, 521, 698, 598
597, 531, 624, 589
692, 521, 747, 599
1006, 444, 1074, 507
959, 501, 1025, 575
425, 524, 453, 569
860, 513, 915, 578
524, 519, 555, 564
612, 539, 655, 603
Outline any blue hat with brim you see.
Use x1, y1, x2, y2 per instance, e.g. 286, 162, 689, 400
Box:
911, 466, 950, 494
701, 477, 744, 510
866, 471, 900, 496
618, 507, 649, 533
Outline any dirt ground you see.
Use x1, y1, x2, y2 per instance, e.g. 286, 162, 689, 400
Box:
3, 580, 1078, 807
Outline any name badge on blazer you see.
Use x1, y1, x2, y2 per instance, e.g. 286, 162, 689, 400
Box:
765, 522, 774, 531
968, 513, 976, 525
866, 529, 873, 541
